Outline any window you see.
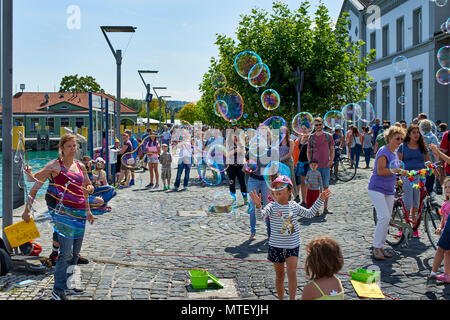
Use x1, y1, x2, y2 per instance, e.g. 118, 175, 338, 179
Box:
413, 8, 422, 45
396, 81, 405, 122
46, 118, 55, 133
30, 118, 40, 132
60, 117, 70, 128
396, 17, 404, 52
370, 84, 377, 117
413, 78, 423, 116
370, 31, 376, 52
382, 25, 389, 57
75, 117, 84, 128
382, 83, 390, 121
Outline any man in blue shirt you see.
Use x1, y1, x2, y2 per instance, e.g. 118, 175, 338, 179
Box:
125, 129, 139, 186
370, 118, 381, 146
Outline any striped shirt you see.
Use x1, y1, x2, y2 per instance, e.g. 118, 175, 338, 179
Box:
305, 170, 323, 191
255, 199, 324, 249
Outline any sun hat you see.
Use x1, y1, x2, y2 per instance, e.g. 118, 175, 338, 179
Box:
270, 175, 293, 188
95, 157, 105, 163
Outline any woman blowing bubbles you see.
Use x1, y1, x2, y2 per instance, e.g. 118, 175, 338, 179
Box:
22, 133, 94, 300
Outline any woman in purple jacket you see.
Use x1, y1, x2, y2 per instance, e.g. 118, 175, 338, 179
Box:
368, 126, 407, 260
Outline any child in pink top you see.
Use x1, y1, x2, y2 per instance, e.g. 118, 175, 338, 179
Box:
429, 177, 450, 283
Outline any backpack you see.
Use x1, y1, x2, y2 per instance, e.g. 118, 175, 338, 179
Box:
19, 240, 42, 257
0, 237, 13, 276
309, 132, 332, 161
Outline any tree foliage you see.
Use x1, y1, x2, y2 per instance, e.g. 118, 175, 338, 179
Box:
176, 102, 204, 125
198, 1, 375, 128
59, 74, 104, 93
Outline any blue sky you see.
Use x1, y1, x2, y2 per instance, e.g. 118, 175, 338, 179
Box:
13, 0, 344, 102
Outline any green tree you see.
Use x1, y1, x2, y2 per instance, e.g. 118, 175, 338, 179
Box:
59, 74, 104, 93
198, 1, 375, 127
177, 102, 204, 125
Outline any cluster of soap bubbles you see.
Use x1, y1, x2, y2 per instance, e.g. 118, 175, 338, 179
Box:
432, 0, 448, 8
440, 17, 450, 33
437, 46, 449, 86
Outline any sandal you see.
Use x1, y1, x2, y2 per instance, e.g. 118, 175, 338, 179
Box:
372, 248, 385, 260
381, 249, 393, 258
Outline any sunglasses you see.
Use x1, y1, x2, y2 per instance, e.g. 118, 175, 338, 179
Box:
394, 137, 404, 141
314, 123, 323, 127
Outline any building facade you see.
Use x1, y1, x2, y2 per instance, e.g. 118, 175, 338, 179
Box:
340, 0, 449, 124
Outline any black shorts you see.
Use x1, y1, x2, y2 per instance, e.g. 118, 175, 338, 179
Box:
267, 245, 299, 263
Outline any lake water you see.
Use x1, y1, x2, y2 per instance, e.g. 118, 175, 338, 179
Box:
0, 151, 58, 217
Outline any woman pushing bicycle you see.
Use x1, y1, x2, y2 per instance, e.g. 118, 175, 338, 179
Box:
368, 126, 408, 260
397, 124, 431, 238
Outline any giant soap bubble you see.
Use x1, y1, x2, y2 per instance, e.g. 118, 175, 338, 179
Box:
214, 88, 244, 122
234, 51, 262, 79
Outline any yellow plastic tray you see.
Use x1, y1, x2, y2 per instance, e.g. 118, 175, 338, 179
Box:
3, 218, 40, 248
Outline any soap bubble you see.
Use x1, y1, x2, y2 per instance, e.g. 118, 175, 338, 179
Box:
243, 113, 248, 119
389, 159, 405, 175
292, 112, 314, 134
210, 191, 235, 214
437, 46, 449, 68
206, 143, 229, 172
248, 63, 271, 90
397, 96, 407, 105
214, 88, 244, 122
436, 68, 450, 85
234, 51, 262, 79
243, 159, 258, 174
210, 72, 227, 89
434, 0, 448, 7
392, 56, 408, 73
197, 161, 222, 186
323, 110, 344, 130
357, 100, 376, 124
249, 133, 269, 157
263, 161, 292, 192
214, 100, 228, 117
418, 119, 438, 136
259, 116, 286, 145
261, 89, 281, 111
341, 103, 362, 123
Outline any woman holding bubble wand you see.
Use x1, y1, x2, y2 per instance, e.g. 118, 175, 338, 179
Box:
22, 133, 94, 300
368, 126, 408, 260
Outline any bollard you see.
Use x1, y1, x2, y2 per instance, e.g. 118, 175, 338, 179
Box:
13, 127, 25, 209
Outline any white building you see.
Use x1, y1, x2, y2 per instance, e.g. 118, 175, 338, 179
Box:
339, 0, 449, 124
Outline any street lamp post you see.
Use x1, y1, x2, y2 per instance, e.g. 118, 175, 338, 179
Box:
294, 66, 305, 113
152, 87, 168, 127
100, 26, 136, 140
138, 70, 158, 129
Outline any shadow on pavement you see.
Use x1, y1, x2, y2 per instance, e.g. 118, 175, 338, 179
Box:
224, 239, 267, 260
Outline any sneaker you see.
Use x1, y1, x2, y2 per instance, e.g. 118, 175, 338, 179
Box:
323, 208, 333, 215
427, 274, 437, 287
129, 179, 135, 186
167, 186, 171, 190
77, 254, 89, 265
118, 185, 129, 189
66, 288, 84, 296
49, 251, 58, 266
249, 233, 256, 240
154, 184, 159, 188
146, 184, 153, 188
163, 186, 167, 190
436, 274, 450, 283
51, 290, 67, 300
413, 230, 421, 238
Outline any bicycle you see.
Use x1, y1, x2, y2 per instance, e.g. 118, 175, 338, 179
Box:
331, 148, 357, 182
372, 166, 443, 249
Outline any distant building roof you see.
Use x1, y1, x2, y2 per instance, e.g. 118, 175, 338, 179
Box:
0, 91, 137, 115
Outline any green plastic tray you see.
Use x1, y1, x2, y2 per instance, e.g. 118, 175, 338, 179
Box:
350, 268, 380, 283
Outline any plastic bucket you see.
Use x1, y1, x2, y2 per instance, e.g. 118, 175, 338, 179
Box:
189, 270, 208, 290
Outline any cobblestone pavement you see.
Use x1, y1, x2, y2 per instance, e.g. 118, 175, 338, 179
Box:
1, 157, 449, 300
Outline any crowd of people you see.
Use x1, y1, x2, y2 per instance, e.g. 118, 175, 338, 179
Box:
15, 109, 450, 300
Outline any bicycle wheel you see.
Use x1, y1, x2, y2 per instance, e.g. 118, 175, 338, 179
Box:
424, 205, 442, 250
336, 157, 357, 182
373, 203, 405, 246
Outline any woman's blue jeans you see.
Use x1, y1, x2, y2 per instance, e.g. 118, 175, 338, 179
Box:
174, 163, 191, 188
53, 233, 84, 293
247, 176, 271, 237
350, 144, 362, 169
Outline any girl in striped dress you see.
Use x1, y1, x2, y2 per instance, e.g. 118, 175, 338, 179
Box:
249, 175, 331, 300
